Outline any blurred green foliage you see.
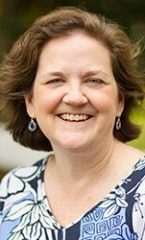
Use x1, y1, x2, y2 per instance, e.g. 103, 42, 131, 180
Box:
129, 106, 145, 150
0, 0, 145, 59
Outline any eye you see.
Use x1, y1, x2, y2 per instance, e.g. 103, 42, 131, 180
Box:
85, 78, 105, 86
46, 78, 64, 84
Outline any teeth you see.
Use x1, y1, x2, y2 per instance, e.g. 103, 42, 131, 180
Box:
60, 114, 90, 122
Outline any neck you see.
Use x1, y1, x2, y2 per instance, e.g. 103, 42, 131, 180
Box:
49, 138, 117, 184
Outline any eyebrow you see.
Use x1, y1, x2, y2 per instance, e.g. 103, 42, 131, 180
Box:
83, 70, 108, 78
42, 71, 64, 78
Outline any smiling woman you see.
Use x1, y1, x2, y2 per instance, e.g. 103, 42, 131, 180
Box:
24, 32, 122, 152
0, 6, 145, 240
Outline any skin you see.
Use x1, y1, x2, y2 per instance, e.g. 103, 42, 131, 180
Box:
25, 32, 123, 153
25, 32, 144, 227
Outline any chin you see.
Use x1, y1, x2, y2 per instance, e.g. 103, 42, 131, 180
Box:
51, 132, 92, 152
59, 139, 91, 152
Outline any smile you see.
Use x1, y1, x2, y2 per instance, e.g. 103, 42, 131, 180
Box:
58, 114, 91, 122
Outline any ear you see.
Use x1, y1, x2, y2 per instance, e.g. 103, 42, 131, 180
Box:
24, 93, 36, 118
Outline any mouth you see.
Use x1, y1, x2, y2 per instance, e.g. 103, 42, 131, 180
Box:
58, 113, 92, 122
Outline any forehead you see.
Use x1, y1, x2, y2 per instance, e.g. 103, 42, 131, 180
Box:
36, 32, 114, 79
40, 32, 111, 62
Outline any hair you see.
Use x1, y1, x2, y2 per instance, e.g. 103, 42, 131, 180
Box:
0, 6, 145, 151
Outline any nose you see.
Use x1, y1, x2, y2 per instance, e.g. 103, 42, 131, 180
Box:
63, 85, 88, 106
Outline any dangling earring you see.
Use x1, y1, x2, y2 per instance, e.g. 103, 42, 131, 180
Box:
116, 117, 121, 130
28, 118, 37, 132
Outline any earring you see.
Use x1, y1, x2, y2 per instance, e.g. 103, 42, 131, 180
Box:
116, 117, 121, 130
28, 118, 37, 132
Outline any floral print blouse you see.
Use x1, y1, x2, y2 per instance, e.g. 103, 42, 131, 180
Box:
0, 153, 145, 240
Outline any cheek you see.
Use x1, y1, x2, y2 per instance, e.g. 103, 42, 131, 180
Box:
33, 88, 64, 113
89, 91, 118, 113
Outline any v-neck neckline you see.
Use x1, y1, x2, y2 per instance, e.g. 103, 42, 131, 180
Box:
40, 154, 145, 230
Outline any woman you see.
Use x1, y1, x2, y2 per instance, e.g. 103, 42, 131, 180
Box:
0, 6, 145, 240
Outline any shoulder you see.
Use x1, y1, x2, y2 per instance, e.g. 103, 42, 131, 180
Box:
0, 156, 49, 196
0, 155, 54, 239
115, 140, 145, 167
0, 157, 47, 196
0, 156, 48, 221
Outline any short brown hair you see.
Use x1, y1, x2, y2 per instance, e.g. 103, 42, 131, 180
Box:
0, 6, 144, 151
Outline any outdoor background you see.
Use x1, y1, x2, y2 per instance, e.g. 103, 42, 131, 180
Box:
0, 0, 145, 179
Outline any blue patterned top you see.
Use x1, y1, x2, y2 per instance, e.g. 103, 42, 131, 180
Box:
0, 154, 145, 240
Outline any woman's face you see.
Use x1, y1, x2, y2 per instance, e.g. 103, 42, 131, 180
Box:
25, 32, 124, 152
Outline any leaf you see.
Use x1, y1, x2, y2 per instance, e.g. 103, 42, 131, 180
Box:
8, 232, 24, 240
0, 173, 11, 198
6, 200, 33, 220
103, 204, 117, 218
100, 199, 114, 208
116, 197, 128, 208
8, 175, 25, 195
14, 166, 38, 179
39, 203, 51, 218
40, 214, 55, 229
12, 211, 31, 232
30, 205, 40, 224
122, 224, 131, 239
23, 222, 41, 240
